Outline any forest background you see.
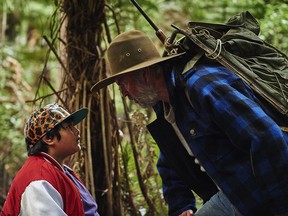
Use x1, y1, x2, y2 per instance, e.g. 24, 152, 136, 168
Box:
0, 0, 287, 215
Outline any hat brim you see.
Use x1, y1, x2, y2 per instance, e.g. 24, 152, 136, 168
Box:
63, 108, 88, 126
90, 52, 185, 92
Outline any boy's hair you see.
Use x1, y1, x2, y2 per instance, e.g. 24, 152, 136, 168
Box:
26, 124, 62, 156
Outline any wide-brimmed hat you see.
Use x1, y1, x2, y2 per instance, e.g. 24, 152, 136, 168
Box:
24, 104, 88, 146
91, 30, 185, 92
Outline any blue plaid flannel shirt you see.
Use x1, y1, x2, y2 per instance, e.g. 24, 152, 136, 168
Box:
154, 61, 288, 215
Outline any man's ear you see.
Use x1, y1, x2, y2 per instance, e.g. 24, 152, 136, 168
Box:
42, 136, 54, 146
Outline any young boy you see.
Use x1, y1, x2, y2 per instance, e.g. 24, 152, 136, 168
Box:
1, 103, 100, 216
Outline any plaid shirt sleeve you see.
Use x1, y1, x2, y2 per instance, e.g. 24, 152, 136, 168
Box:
157, 152, 196, 216
185, 65, 288, 213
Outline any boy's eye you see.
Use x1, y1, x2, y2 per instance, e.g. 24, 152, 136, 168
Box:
61, 123, 74, 130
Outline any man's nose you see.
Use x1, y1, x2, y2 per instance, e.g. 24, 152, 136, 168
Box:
118, 84, 129, 97
120, 88, 129, 97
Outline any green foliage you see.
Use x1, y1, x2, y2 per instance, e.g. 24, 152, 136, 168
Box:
0, 76, 28, 177
0, 103, 27, 174
0, 0, 58, 183
259, 3, 288, 53
105, 0, 288, 56
118, 109, 167, 215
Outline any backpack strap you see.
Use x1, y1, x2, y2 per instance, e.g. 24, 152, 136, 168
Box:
181, 51, 204, 75
179, 51, 204, 109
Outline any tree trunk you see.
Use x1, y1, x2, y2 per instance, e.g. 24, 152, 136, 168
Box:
60, 1, 121, 215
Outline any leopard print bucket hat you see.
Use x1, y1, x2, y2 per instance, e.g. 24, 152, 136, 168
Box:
24, 104, 88, 146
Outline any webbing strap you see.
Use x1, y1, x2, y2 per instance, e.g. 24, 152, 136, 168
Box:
181, 51, 204, 75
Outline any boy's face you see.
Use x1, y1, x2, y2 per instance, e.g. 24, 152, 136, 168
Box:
50, 121, 81, 162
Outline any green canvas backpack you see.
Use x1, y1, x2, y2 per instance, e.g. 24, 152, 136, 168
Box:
167, 11, 288, 129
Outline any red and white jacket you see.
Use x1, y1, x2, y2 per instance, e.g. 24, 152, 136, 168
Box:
1, 153, 85, 216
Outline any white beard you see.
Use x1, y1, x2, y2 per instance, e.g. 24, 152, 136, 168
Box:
134, 83, 160, 108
